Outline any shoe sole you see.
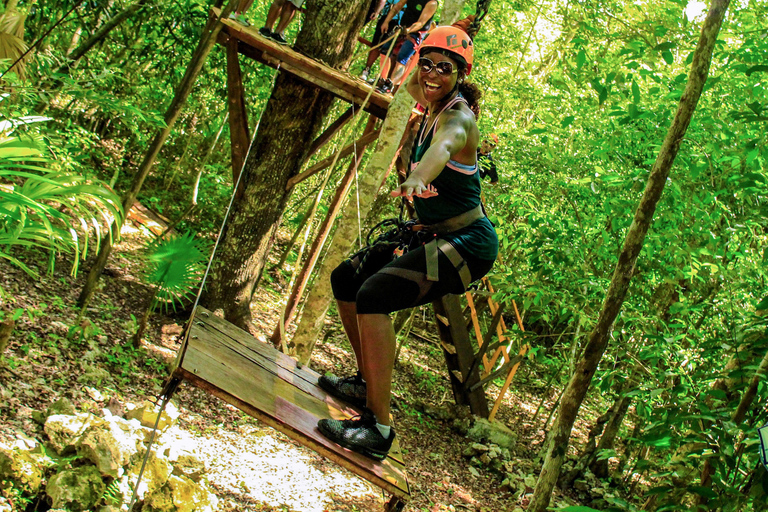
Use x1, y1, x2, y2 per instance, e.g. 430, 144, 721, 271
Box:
317, 378, 368, 409
317, 421, 389, 461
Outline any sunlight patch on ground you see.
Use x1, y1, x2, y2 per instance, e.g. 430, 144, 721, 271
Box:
185, 426, 380, 511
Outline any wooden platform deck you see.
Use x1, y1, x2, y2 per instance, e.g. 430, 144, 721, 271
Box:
172, 307, 410, 505
213, 7, 391, 119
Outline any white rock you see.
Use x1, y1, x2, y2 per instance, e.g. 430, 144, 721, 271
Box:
44, 413, 101, 455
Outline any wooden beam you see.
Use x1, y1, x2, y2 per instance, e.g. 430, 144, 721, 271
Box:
462, 305, 504, 385
469, 355, 525, 392
286, 127, 381, 190
307, 107, 355, 159
214, 9, 391, 119
226, 37, 250, 184
434, 295, 489, 417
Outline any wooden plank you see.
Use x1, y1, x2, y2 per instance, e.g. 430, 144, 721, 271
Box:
179, 334, 410, 498
186, 308, 407, 466
213, 8, 390, 119
489, 345, 527, 421
440, 340, 456, 355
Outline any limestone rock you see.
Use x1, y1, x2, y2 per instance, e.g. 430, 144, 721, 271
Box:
0, 447, 44, 494
119, 448, 173, 502
467, 418, 517, 450
126, 401, 179, 431
143, 475, 218, 512
33, 398, 77, 425
78, 416, 146, 478
46, 465, 106, 512
44, 413, 101, 455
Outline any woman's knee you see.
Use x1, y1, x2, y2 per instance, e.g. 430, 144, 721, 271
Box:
331, 261, 358, 301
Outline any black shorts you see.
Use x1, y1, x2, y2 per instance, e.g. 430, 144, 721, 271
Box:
331, 242, 494, 315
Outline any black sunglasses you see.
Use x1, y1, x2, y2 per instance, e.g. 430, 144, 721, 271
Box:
418, 57, 457, 76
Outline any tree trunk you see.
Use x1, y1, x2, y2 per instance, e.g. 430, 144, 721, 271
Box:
288, 87, 417, 364
528, 1, 731, 509
201, 0, 372, 331
590, 390, 633, 478
440, 0, 466, 25
76, 0, 235, 309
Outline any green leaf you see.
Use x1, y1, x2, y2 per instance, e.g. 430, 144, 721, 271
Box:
745, 65, 768, 76
576, 50, 586, 69
757, 296, 768, 310
632, 81, 640, 103
662, 51, 674, 64
560, 507, 604, 512
561, 116, 575, 128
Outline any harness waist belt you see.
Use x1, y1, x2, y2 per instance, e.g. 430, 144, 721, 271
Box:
418, 204, 485, 235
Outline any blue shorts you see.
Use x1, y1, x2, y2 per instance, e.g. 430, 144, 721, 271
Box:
381, 32, 424, 65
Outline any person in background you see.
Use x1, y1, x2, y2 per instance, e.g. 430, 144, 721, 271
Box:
375, 0, 438, 94
478, 133, 499, 184
315, 25, 497, 460
360, 0, 404, 83
258, 0, 304, 44
228, 0, 256, 25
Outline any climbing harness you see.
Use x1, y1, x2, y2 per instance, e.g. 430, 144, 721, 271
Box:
352, 203, 484, 291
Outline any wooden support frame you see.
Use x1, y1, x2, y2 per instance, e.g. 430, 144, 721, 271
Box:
463, 278, 530, 421
307, 106, 355, 159
213, 8, 391, 119
286, 127, 381, 190
172, 307, 410, 510
433, 295, 489, 418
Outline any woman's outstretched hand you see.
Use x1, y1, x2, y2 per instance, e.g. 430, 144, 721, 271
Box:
390, 181, 438, 199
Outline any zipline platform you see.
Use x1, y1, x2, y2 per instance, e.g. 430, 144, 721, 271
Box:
213, 7, 391, 119
171, 307, 410, 511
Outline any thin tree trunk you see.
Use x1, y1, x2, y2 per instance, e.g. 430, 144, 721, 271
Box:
77, 0, 235, 309
590, 392, 632, 478
201, 0, 372, 331
288, 88, 417, 364
529, 1, 730, 509
440, 0, 466, 25
271, 116, 378, 347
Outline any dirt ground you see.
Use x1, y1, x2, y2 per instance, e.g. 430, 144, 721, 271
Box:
0, 214, 588, 512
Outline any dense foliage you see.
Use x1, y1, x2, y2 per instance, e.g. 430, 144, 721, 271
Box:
2, 0, 766, 509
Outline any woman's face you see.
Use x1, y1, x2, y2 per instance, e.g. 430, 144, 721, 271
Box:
418, 51, 460, 104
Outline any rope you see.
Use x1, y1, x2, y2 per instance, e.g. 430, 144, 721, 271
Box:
126, 378, 180, 510
469, 0, 492, 39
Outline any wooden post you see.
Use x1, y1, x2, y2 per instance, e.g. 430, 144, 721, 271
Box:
433, 295, 489, 417
226, 37, 250, 184
271, 115, 379, 346
307, 106, 355, 158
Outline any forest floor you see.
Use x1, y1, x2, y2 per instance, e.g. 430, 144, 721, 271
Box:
0, 209, 593, 512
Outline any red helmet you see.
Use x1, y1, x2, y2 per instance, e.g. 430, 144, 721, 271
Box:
488, 133, 499, 144
420, 26, 474, 75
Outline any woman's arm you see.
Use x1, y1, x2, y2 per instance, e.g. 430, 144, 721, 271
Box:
391, 110, 471, 198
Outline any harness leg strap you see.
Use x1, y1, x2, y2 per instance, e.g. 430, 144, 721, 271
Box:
425, 239, 440, 282
436, 239, 472, 290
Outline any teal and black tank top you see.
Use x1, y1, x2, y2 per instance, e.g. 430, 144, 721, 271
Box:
410, 95, 499, 262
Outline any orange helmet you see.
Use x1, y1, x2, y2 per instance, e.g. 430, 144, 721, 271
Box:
419, 26, 474, 75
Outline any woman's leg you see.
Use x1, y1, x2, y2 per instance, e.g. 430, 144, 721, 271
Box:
358, 313, 396, 425
337, 300, 364, 370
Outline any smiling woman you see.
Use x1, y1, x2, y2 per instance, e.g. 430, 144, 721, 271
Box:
315, 24, 498, 461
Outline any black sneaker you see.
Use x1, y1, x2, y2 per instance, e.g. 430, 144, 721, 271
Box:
272, 32, 288, 45
317, 409, 395, 460
375, 78, 393, 94
258, 27, 273, 38
318, 371, 367, 408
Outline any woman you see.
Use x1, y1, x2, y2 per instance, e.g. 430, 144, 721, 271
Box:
317, 25, 498, 460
